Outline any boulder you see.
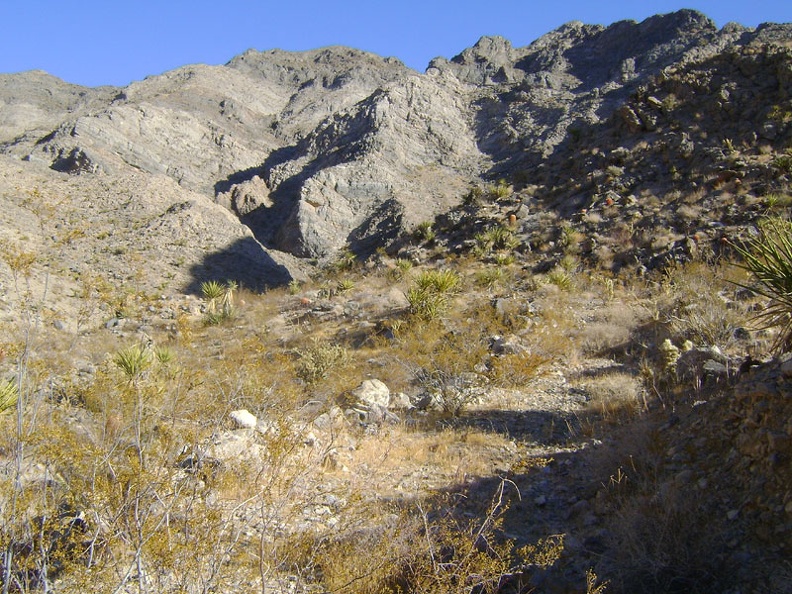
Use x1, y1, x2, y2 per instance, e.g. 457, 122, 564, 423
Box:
229, 409, 258, 429
350, 379, 390, 408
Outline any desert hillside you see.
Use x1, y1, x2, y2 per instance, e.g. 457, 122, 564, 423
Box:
1, 9, 792, 593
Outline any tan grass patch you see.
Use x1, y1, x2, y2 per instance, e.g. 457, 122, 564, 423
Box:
581, 372, 645, 422
347, 425, 516, 492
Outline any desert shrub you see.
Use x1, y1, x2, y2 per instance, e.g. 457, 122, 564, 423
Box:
396, 325, 489, 414
295, 340, 349, 384
463, 184, 485, 206
493, 253, 515, 266
113, 344, 152, 380
336, 279, 355, 294
152, 345, 175, 365
659, 261, 742, 347
771, 153, 792, 175
415, 269, 461, 294
487, 179, 513, 201
604, 489, 734, 593
474, 226, 520, 257
413, 221, 436, 243
288, 279, 302, 295
313, 481, 565, 594
475, 267, 508, 290
582, 372, 646, 422
764, 192, 792, 210
396, 258, 413, 274
406, 270, 462, 321
487, 352, 548, 387
334, 249, 358, 272
733, 217, 792, 352
559, 222, 584, 254
406, 286, 449, 322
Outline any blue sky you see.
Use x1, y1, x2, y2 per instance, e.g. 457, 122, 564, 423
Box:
1, 1, 790, 88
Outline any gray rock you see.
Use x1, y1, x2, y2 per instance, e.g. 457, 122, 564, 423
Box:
389, 392, 414, 409
490, 334, 529, 355
207, 430, 263, 462
229, 409, 258, 429
350, 379, 390, 408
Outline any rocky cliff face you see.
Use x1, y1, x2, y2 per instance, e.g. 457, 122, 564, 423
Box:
1, 9, 791, 284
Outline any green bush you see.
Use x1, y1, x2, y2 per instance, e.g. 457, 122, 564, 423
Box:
488, 179, 513, 201
201, 280, 237, 322
474, 226, 520, 257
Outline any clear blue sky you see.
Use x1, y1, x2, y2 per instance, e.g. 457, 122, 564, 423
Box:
1, 1, 790, 88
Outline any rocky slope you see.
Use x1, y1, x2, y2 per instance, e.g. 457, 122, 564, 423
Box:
0, 10, 790, 311
1, 10, 789, 279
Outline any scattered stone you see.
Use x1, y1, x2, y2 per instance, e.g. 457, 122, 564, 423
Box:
207, 431, 264, 462
389, 392, 414, 409
229, 409, 258, 429
490, 334, 529, 355
312, 406, 346, 431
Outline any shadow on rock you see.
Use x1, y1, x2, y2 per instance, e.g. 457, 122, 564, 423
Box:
185, 236, 292, 295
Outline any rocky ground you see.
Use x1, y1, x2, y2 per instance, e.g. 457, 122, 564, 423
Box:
3, 217, 791, 592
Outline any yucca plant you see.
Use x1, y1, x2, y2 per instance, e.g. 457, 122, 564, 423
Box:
406, 286, 450, 321
474, 226, 520, 258
336, 279, 355, 294
153, 345, 175, 365
201, 280, 237, 322
407, 270, 462, 321
113, 344, 152, 380
333, 249, 358, 273
488, 179, 512, 201
388, 258, 413, 280
414, 269, 461, 295
547, 268, 573, 291
0, 379, 18, 414
201, 280, 225, 314
733, 217, 792, 352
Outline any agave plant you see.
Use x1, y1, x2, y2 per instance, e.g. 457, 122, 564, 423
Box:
733, 217, 792, 353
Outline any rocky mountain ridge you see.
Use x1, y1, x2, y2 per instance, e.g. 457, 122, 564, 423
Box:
1, 9, 791, 291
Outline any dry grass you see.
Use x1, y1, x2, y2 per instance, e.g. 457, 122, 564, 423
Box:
1, 219, 780, 593
658, 260, 750, 348
580, 371, 646, 422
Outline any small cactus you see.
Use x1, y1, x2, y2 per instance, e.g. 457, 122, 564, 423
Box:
659, 338, 680, 375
